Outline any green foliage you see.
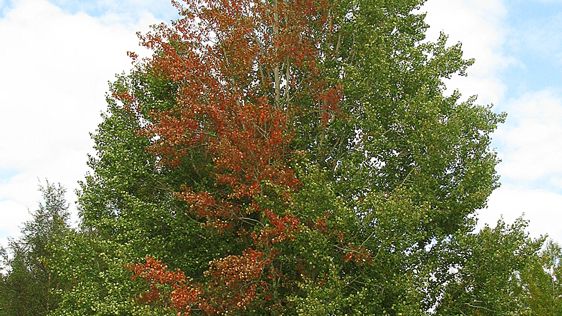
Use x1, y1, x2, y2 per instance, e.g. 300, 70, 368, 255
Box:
0, 182, 70, 316
435, 218, 544, 315
521, 241, 562, 315
49, 232, 166, 315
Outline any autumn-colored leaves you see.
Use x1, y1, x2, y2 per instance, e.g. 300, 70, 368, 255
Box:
128, 250, 270, 314
123, 0, 349, 314
128, 257, 202, 315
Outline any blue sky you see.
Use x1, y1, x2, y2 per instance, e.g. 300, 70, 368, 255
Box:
1, 0, 178, 20
497, 1, 562, 179
502, 2, 562, 97
1, 0, 561, 246
49, 0, 178, 22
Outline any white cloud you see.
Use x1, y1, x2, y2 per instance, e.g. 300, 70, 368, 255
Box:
0, 0, 161, 247
481, 186, 562, 243
486, 90, 562, 243
423, 0, 512, 105
495, 90, 562, 184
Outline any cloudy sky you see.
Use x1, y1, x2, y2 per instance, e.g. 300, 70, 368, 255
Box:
0, 0, 561, 247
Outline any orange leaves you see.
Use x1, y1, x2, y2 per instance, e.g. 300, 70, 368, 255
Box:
203, 248, 270, 313
206, 248, 267, 287
253, 210, 301, 246
313, 215, 329, 233
127, 257, 202, 315
132, 0, 340, 216
162, 92, 298, 227
127, 50, 139, 61
319, 84, 344, 125
261, 0, 329, 67
171, 286, 203, 314
129, 256, 186, 285
175, 189, 240, 231
175, 190, 219, 217
209, 101, 297, 200
129, 251, 271, 315
292, 0, 329, 18
123, 0, 351, 313
112, 89, 135, 109
320, 84, 344, 110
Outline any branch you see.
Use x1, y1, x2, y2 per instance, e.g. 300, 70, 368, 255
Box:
273, 0, 281, 106
238, 216, 264, 227
464, 302, 495, 313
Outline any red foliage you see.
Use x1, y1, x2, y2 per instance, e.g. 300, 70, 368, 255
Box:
253, 210, 301, 246
128, 251, 272, 314
319, 84, 344, 125
127, 256, 202, 315
202, 248, 271, 313
314, 216, 329, 233
123, 0, 351, 313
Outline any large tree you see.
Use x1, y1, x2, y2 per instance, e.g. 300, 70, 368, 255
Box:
49, 0, 543, 315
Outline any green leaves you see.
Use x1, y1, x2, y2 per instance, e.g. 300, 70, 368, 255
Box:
435, 218, 544, 315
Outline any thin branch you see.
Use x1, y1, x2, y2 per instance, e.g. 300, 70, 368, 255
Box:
464, 302, 495, 313
238, 216, 264, 227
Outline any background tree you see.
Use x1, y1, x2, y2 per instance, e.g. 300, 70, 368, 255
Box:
0, 182, 70, 316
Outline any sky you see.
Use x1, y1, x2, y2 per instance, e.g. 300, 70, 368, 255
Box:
0, 0, 561, 247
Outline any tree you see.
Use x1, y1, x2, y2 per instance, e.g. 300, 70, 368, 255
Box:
435, 218, 544, 315
521, 240, 562, 315
0, 182, 70, 316
51, 0, 526, 315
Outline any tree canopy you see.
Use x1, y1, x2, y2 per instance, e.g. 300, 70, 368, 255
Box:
0, 182, 70, 315
2, 0, 561, 315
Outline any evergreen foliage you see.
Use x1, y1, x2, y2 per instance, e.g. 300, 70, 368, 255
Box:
0, 182, 70, 316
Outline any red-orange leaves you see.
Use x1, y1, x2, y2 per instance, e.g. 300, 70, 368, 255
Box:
129, 257, 184, 287
168, 97, 298, 228
209, 100, 296, 200
319, 84, 344, 125
128, 257, 202, 315
124, 0, 347, 313
176, 190, 217, 218
253, 210, 301, 246
128, 251, 271, 315
171, 286, 203, 315
313, 215, 329, 233
204, 249, 269, 313
112, 89, 135, 109
206, 249, 266, 287
132, 0, 340, 231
